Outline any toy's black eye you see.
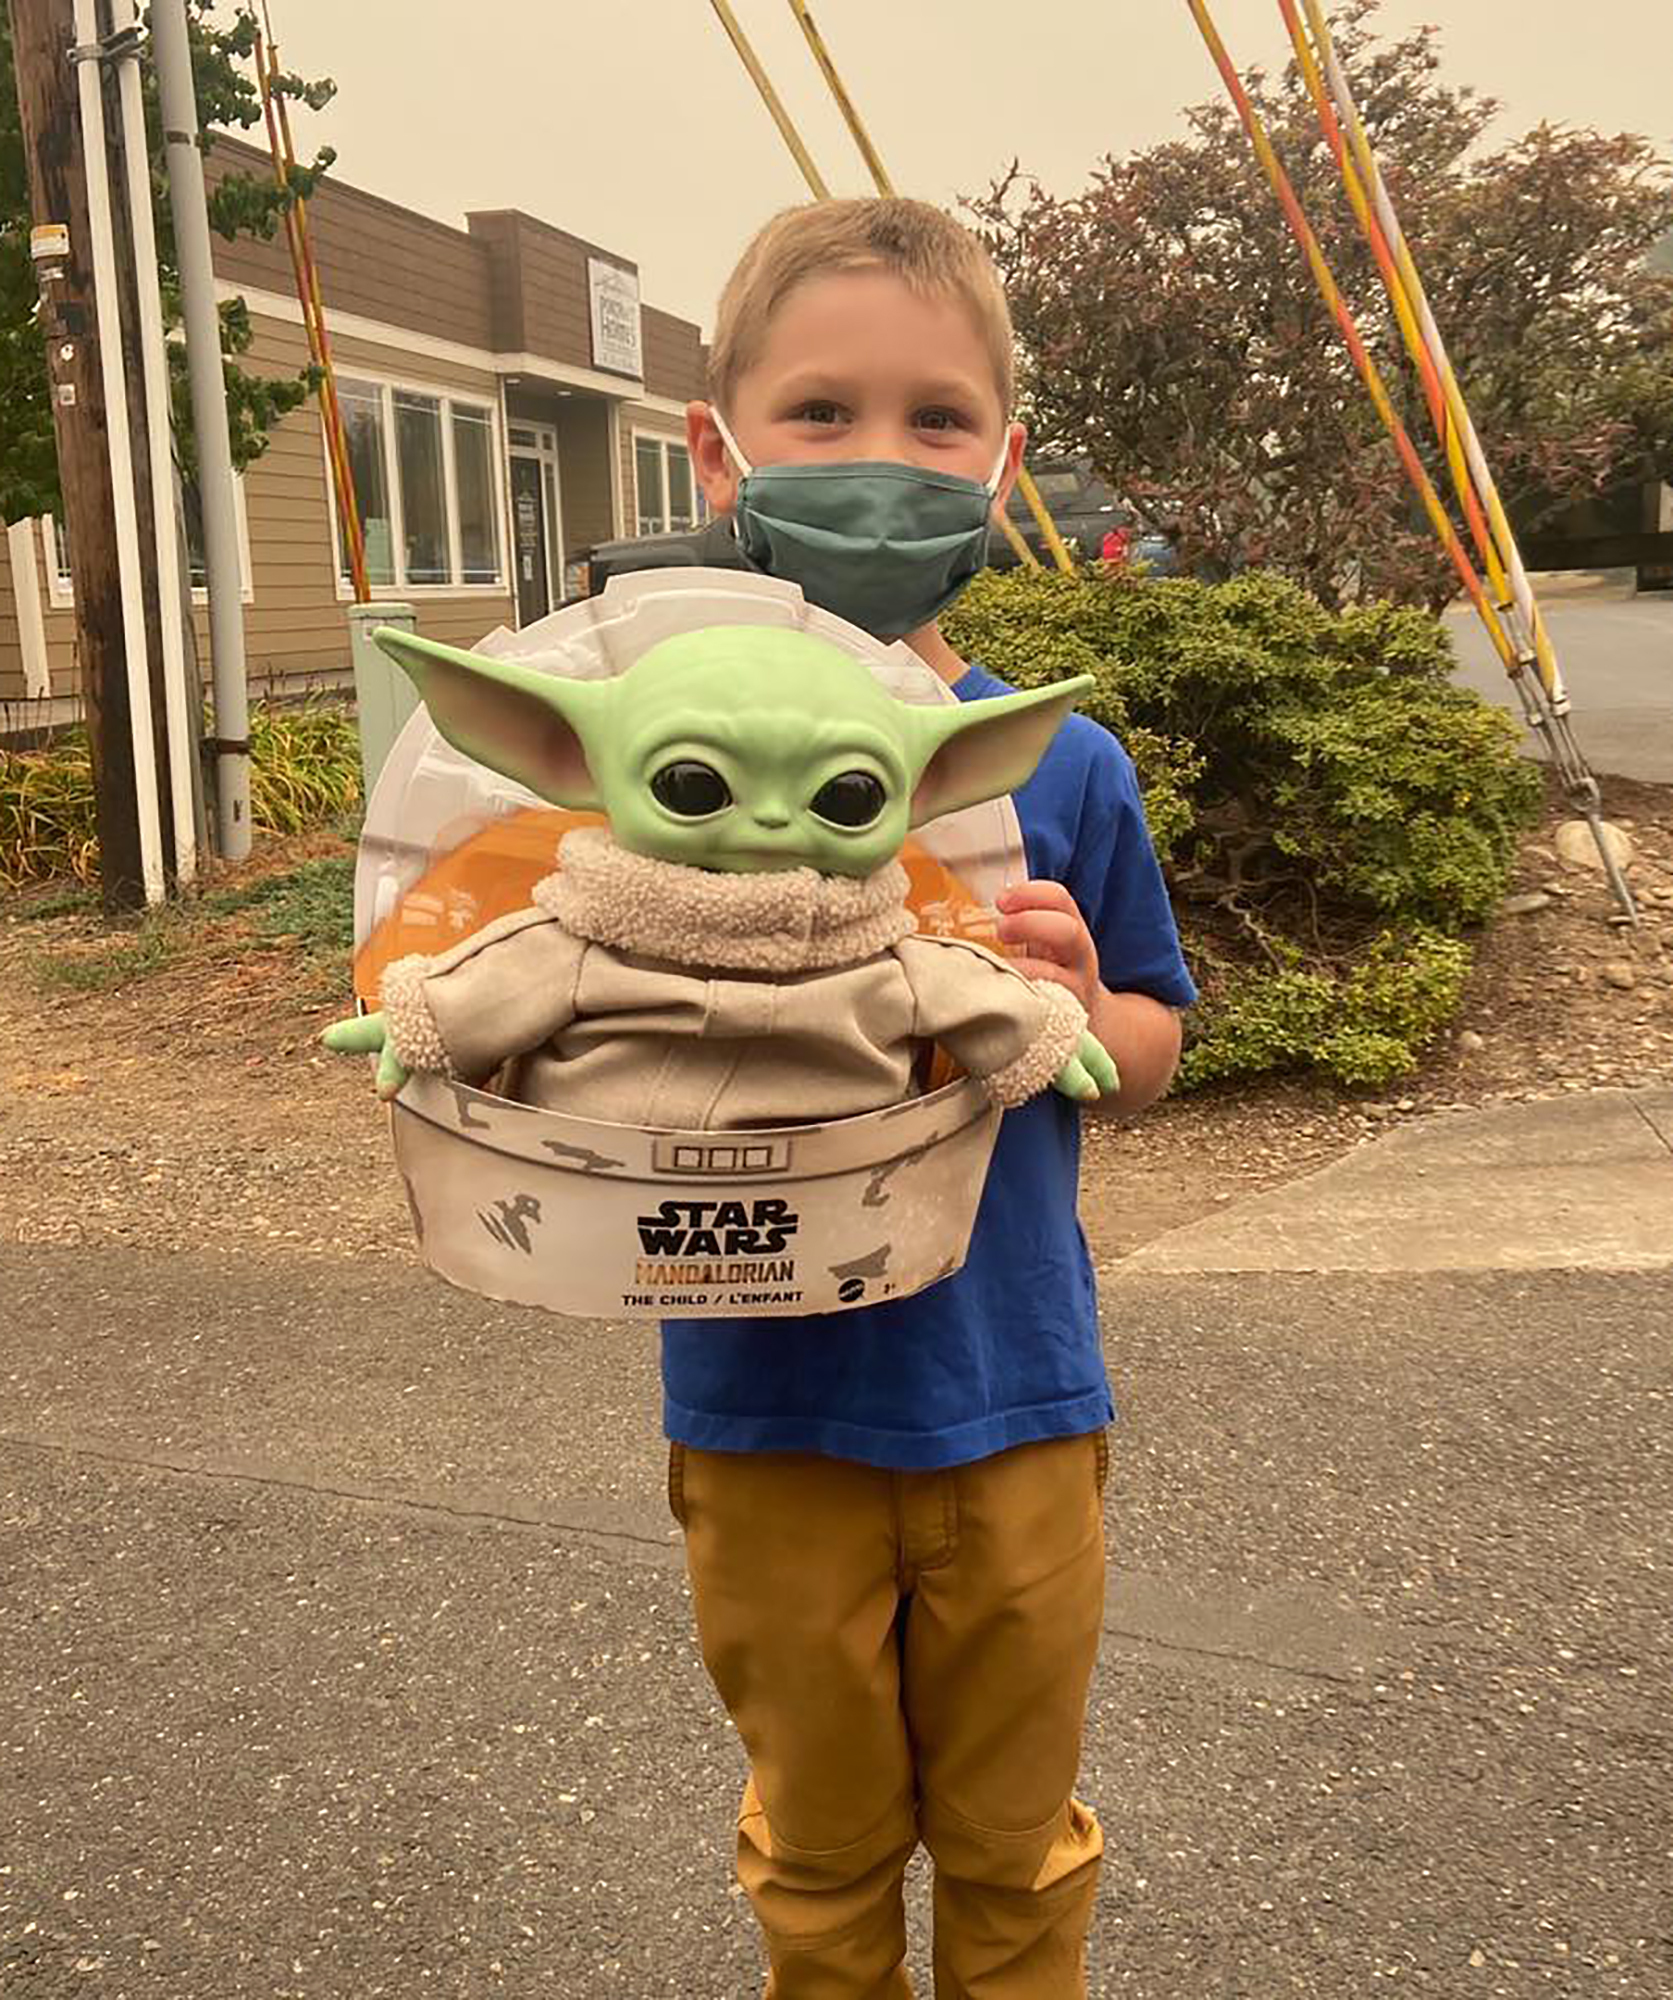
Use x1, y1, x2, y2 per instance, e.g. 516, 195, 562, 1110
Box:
811, 770, 888, 828
651, 761, 731, 817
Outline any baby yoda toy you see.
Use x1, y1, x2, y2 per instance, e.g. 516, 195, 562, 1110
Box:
324, 623, 1117, 1125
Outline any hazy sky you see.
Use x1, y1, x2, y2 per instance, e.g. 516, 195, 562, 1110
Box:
263, 1, 1673, 337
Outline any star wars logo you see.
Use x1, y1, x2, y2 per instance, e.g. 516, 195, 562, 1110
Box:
635, 1197, 800, 1259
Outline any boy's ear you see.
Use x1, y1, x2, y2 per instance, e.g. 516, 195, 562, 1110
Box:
687, 400, 740, 518
371, 627, 607, 809
906, 675, 1095, 827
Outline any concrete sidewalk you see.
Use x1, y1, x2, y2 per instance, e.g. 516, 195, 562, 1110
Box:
1121, 1085, 1673, 1276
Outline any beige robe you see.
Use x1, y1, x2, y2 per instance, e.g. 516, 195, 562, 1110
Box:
380, 828, 1087, 1130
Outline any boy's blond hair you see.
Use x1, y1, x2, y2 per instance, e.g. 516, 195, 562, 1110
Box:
708, 198, 1014, 417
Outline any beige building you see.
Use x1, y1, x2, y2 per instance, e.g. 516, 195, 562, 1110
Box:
0, 135, 709, 728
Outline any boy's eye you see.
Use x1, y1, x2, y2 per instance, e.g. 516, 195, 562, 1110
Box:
915, 407, 965, 432
792, 400, 845, 425
651, 761, 732, 818
810, 771, 888, 829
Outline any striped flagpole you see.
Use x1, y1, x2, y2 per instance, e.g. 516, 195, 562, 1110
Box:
1287, 0, 1633, 917
1180, 0, 1521, 668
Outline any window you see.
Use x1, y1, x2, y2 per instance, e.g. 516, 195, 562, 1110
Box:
332, 376, 505, 591
634, 432, 698, 535
634, 435, 665, 537
43, 479, 253, 607
452, 408, 501, 584
338, 379, 397, 587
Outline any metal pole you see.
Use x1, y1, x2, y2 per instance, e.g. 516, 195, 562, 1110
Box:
1300, 0, 1566, 711
72, 0, 166, 904
1287, 0, 1633, 923
110, 0, 195, 884
150, 0, 250, 860
1182, 0, 1520, 667
783, 0, 893, 192
707, 0, 831, 197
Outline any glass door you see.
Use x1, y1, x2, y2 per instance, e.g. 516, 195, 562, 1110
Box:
508, 423, 564, 626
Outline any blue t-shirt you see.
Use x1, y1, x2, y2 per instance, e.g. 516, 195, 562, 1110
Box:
660, 663, 1199, 1470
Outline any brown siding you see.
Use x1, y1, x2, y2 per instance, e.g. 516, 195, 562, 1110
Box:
206, 136, 496, 355
643, 306, 705, 403
550, 397, 617, 557
469, 211, 640, 381
234, 316, 512, 689
5, 153, 716, 717
3, 313, 512, 717
464, 210, 525, 352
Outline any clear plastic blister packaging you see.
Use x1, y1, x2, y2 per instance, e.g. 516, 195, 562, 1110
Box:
350, 568, 1027, 1321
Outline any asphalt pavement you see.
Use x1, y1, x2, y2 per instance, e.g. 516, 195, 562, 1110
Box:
1445, 572, 1673, 784
3, 1084, 1671, 1997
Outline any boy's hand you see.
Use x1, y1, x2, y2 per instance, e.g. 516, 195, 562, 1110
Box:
321, 1010, 410, 1101
995, 881, 1100, 1013
1054, 1029, 1120, 1103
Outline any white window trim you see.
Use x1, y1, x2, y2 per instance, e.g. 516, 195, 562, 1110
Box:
41, 479, 255, 609
7, 520, 52, 697
631, 427, 699, 536
324, 369, 513, 601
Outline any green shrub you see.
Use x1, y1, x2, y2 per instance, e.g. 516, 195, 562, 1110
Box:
0, 701, 363, 886
1179, 927, 1473, 1089
248, 705, 363, 837
0, 735, 99, 886
944, 566, 1540, 1089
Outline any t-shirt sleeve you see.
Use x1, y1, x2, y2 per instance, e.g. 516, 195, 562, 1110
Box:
1066, 733, 1198, 1009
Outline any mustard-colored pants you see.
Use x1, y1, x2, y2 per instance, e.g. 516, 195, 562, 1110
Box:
668, 1431, 1109, 1998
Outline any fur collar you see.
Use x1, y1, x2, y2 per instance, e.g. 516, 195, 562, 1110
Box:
533, 827, 915, 973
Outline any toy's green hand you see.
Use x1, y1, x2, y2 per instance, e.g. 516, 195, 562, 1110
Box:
1053, 1029, 1120, 1104
321, 1010, 410, 1100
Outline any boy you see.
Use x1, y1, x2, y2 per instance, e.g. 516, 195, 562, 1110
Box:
670, 199, 1197, 1998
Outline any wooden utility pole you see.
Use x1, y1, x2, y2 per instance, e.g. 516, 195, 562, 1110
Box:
7, 0, 148, 912
98, 0, 177, 882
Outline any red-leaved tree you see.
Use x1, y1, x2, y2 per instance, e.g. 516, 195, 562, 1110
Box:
971, 0, 1673, 607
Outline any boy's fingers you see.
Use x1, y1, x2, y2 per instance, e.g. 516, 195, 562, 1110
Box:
321, 1012, 386, 1054
996, 881, 1079, 916
995, 908, 1087, 962
1005, 955, 1081, 993
996, 907, 1100, 1014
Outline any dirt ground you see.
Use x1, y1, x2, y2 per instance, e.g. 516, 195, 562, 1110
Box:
2, 776, 1671, 1274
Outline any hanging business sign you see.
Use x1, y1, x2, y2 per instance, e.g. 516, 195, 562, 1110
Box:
587, 257, 643, 380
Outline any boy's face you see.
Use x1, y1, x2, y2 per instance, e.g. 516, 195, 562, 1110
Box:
689, 268, 1024, 520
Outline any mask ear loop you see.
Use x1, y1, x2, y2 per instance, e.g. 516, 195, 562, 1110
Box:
708, 407, 755, 479
984, 428, 1014, 496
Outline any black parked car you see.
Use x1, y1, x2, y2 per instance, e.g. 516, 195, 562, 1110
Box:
987, 459, 1128, 568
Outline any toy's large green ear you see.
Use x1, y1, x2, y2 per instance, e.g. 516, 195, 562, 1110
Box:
372, 627, 607, 809
905, 674, 1095, 826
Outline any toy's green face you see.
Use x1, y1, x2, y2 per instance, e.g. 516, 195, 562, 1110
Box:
595, 639, 914, 874
372, 623, 1092, 879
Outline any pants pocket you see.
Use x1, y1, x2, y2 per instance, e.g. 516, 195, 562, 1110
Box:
667, 1440, 689, 1528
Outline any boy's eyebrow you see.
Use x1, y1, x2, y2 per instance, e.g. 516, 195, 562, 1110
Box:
768, 366, 990, 405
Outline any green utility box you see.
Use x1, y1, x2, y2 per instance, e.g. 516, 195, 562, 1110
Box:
347, 602, 419, 801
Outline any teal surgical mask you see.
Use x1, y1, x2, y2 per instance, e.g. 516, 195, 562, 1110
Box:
711, 409, 1010, 640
